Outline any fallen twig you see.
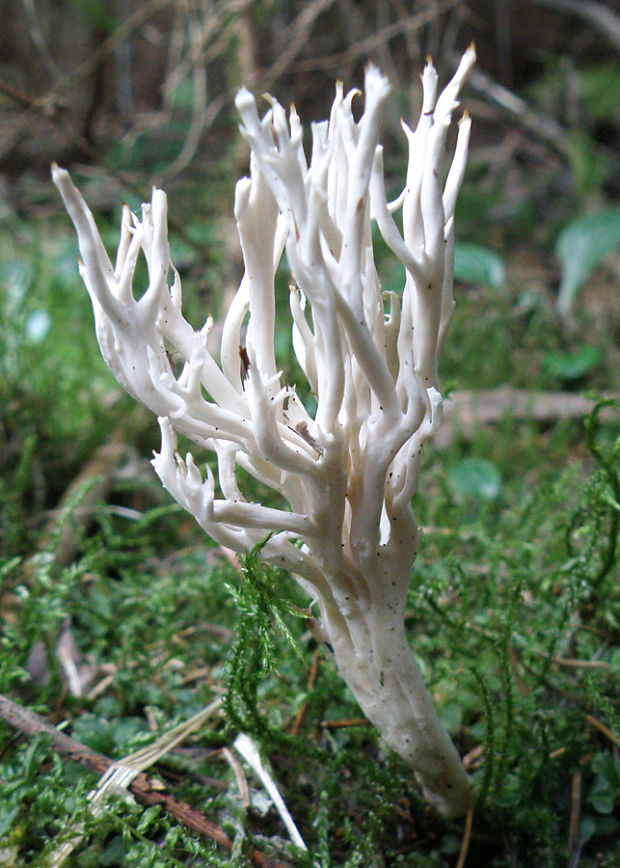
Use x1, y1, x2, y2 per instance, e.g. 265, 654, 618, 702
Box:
530, 0, 620, 54
290, 649, 320, 736
320, 717, 371, 729
0, 693, 288, 868
528, 646, 612, 672
455, 801, 474, 868
567, 769, 582, 857
585, 713, 620, 749
437, 388, 620, 448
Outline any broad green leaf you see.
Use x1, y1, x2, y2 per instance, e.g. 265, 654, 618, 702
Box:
542, 345, 603, 380
588, 775, 617, 814
556, 208, 620, 316
447, 457, 502, 500
579, 815, 598, 842
454, 242, 506, 288
591, 752, 620, 783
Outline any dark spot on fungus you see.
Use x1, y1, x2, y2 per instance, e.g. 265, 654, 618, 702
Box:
239, 345, 250, 374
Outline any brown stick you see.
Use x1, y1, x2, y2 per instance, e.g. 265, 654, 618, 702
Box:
455, 801, 474, 868
290, 649, 320, 736
436, 388, 620, 449
0, 693, 288, 868
585, 713, 620, 749
567, 769, 582, 856
319, 717, 371, 729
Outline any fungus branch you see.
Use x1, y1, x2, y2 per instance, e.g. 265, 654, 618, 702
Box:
53, 44, 476, 817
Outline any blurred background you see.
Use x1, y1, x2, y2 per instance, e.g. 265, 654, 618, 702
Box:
2, 5, 620, 864
2, 0, 620, 549
2, 0, 620, 218
3, 0, 620, 553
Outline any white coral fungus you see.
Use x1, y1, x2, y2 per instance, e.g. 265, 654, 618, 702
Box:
53, 45, 476, 816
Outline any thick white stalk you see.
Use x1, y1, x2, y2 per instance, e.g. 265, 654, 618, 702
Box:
324, 602, 472, 817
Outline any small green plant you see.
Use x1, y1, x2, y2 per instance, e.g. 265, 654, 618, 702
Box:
224, 536, 309, 739
556, 209, 620, 317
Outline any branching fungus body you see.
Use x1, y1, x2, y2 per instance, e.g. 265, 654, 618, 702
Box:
53, 45, 476, 816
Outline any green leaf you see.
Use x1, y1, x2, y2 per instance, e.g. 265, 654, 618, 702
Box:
439, 835, 462, 855
0, 805, 20, 837
563, 130, 611, 200
579, 61, 620, 122
556, 208, 620, 316
588, 775, 617, 814
136, 805, 162, 834
71, 715, 115, 755
454, 242, 506, 288
447, 457, 502, 500
591, 751, 620, 783
542, 345, 603, 380
579, 815, 598, 842
98, 836, 127, 866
